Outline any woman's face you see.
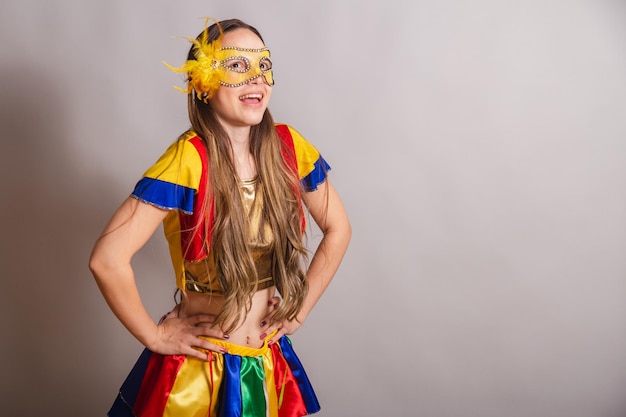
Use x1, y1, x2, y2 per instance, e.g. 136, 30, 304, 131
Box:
210, 28, 273, 130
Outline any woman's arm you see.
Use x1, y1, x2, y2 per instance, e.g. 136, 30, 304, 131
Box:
263, 179, 352, 343
89, 197, 227, 359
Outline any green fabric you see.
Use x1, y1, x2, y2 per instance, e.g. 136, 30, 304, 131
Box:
240, 356, 267, 416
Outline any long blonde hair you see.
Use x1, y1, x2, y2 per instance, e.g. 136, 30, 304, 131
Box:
184, 19, 309, 333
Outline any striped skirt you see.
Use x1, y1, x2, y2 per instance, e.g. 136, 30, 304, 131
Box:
108, 336, 320, 417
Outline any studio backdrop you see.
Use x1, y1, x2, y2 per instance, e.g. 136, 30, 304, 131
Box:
1, 1, 626, 416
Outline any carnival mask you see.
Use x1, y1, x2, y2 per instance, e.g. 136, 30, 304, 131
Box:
214, 46, 274, 88
164, 19, 274, 102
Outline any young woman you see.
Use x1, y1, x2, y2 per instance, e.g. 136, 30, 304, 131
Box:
89, 18, 351, 417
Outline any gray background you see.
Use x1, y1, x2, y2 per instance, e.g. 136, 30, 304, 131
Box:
1, 1, 626, 416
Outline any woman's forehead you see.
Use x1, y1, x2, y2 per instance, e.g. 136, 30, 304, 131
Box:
221, 28, 265, 49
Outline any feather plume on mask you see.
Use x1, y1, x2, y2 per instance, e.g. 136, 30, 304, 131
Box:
163, 18, 223, 102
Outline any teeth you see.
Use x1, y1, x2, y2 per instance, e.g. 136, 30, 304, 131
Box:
239, 94, 262, 100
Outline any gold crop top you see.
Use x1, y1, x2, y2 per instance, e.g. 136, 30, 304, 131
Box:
183, 177, 275, 294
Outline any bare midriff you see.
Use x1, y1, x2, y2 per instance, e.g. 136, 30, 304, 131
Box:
178, 286, 277, 349
175, 177, 277, 349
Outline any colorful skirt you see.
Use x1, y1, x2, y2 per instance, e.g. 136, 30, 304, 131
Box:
108, 336, 320, 417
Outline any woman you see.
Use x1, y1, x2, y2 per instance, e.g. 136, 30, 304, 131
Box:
89, 18, 351, 417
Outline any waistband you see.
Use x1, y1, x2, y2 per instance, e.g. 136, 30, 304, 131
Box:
202, 330, 279, 357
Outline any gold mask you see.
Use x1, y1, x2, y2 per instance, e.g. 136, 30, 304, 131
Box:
214, 46, 274, 87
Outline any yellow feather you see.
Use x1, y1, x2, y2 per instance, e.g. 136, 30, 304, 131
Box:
163, 17, 224, 101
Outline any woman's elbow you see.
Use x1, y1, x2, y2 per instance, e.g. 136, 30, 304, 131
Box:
342, 220, 352, 247
88, 244, 119, 282
328, 217, 352, 249
88, 248, 106, 280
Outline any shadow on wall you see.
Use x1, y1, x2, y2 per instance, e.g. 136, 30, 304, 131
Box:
0, 66, 128, 416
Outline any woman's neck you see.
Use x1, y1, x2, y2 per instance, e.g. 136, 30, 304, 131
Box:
224, 125, 256, 180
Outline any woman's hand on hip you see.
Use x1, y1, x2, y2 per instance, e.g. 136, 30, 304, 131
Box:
148, 306, 228, 360
259, 297, 304, 345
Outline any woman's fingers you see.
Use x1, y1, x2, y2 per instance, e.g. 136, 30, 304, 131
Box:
187, 314, 227, 339
183, 345, 211, 361
259, 296, 281, 329
181, 343, 225, 361
260, 319, 285, 343
192, 323, 226, 340
266, 324, 284, 346
194, 339, 228, 355
262, 319, 302, 344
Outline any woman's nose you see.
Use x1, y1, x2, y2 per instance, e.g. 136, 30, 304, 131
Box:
248, 74, 271, 86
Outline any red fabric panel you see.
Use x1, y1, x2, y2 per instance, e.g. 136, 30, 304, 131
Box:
133, 353, 186, 417
271, 343, 307, 417
275, 124, 306, 233
178, 135, 212, 260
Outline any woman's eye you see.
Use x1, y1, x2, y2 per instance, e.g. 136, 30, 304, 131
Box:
260, 58, 273, 71
224, 59, 249, 71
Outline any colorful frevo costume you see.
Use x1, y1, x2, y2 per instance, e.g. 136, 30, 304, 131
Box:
107, 20, 329, 417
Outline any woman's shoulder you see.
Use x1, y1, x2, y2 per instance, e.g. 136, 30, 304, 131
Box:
174, 129, 204, 148
156, 129, 205, 162
274, 123, 305, 142
274, 122, 322, 150
138, 129, 206, 187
